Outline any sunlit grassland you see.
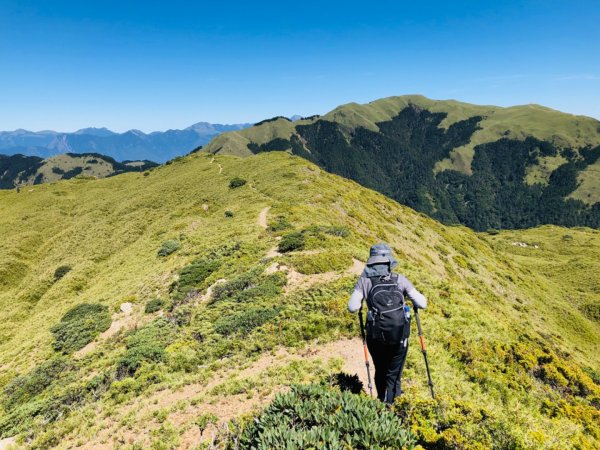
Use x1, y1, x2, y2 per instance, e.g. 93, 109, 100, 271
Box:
0, 151, 598, 448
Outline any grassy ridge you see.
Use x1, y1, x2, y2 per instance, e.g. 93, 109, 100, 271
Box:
205, 94, 600, 172
0, 151, 598, 448
203, 94, 600, 212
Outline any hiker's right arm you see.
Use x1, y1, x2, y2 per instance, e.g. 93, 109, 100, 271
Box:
407, 288, 427, 309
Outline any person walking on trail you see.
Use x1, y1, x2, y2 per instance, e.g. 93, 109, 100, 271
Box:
348, 243, 427, 405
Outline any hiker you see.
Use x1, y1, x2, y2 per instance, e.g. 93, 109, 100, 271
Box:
348, 243, 427, 405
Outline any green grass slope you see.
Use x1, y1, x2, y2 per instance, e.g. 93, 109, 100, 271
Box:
0, 151, 598, 449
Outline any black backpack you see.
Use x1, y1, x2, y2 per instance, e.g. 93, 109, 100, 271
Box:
366, 274, 410, 344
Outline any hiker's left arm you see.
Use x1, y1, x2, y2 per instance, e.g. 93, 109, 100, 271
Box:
347, 275, 366, 313
399, 276, 427, 309
347, 289, 363, 313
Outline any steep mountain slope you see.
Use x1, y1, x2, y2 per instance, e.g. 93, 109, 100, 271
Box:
204, 95, 600, 230
0, 151, 598, 448
0, 153, 158, 189
0, 122, 251, 163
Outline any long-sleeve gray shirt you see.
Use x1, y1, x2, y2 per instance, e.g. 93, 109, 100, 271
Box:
347, 272, 427, 313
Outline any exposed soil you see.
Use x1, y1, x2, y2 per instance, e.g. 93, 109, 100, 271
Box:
70, 338, 370, 450
258, 206, 270, 229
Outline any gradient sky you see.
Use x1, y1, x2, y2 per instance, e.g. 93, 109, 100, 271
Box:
1, 0, 599, 132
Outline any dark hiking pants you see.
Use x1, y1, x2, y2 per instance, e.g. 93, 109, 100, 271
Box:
367, 337, 409, 404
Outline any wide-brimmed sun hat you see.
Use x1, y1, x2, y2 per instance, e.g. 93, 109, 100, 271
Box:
366, 242, 398, 268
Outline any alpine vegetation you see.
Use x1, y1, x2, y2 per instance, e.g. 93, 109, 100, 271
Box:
0, 151, 597, 449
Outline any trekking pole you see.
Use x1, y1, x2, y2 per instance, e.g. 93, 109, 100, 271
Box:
414, 308, 435, 399
358, 309, 373, 397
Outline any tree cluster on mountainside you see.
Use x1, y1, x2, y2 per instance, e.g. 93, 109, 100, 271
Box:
246, 106, 600, 230
0, 152, 158, 189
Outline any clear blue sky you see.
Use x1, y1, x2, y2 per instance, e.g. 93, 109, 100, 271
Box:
1, 0, 599, 132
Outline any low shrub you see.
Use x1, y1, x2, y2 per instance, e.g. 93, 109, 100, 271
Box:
226, 384, 414, 449
116, 318, 177, 378
196, 412, 218, 435
289, 251, 352, 275
394, 395, 519, 450
51, 303, 111, 353
324, 225, 350, 238
210, 270, 286, 304
214, 307, 280, 337
303, 224, 350, 238
171, 257, 221, 303
229, 177, 247, 189
157, 239, 181, 257
53, 265, 72, 281
224, 210, 234, 218
278, 232, 305, 253
268, 216, 292, 232
2, 358, 72, 410
581, 302, 600, 322
144, 298, 164, 314
0, 370, 113, 438
166, 340, 202, 372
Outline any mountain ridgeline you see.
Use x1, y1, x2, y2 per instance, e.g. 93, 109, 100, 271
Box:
0, 122, 250, 163
0, 153, 158, 189
205, 95, 600, 230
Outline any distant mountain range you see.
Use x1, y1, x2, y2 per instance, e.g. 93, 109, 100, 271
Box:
205, 95, 600, 230
0, 122, 251, 163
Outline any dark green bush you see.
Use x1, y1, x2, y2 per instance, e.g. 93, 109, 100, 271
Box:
116, 318, 176, 378
210, 270, 286, 304
224, 210, 234, 218
171, 257, 221, 303
581, 302, 600, 322
53, 264, 72, 281
51, 303, 111, 353
230, 384, 414, 449
486, 229, 500, 235
324, 225, 350, 238
268, 216, 292, 232
2, 358, 72, 410
303, 224, 350, 238
278, 232, 305, 253
214, 307, 280, 337
0, 371, 113, 438
144, 298, 164, 314
210, 268, 261, 303
157, 239, 181, 257
229, 177, 247, 189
